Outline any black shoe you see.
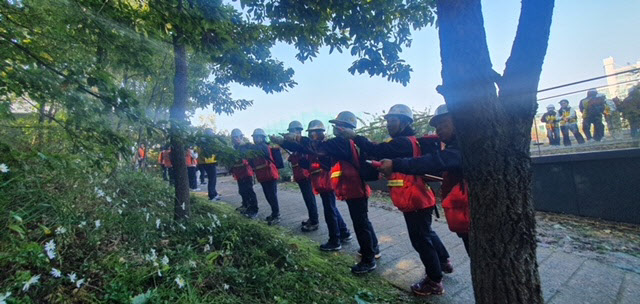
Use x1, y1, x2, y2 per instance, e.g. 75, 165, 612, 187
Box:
320, 241, 342, 251
301, 219, 310, 226
266, 215, 280, 225
357, 248, 381, 259
351, 260, 376, 274
340, 233, 353, 242
301, 222, 319, 232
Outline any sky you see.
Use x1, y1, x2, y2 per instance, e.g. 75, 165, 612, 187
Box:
194, 0, 640, 136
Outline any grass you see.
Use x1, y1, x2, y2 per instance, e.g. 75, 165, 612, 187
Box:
0, 146, 420, 303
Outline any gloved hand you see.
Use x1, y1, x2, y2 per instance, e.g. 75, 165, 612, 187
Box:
377, 159, 394, 178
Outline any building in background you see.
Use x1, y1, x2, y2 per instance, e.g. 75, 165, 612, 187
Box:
602, 57, 640, 99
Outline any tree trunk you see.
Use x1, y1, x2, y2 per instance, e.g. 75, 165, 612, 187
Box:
435, 0, 553, 303
170, 25, 190, 220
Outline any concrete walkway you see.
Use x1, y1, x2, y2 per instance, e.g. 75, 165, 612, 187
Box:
202, 176, 640, 304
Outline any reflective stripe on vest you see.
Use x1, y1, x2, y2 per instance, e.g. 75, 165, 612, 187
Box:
331, 171, 342, 178
387, 180, 404, 187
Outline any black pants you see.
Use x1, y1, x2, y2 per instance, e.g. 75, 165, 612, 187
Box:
298, 179, 318, 224
161, 165, 168, 181
168, 167, 175, 186
346, 197, 379, 263
320, 191, 350, 244
583, 115, 604, 141
187, 166, 198, 189
203, 164, 218, 199
260, 180, 280, 217
457, 232, 470, 255
560, 124, 585, 146
237, 177, 258, 213
630, 119, 640, 138
198, 164, 207, 183
403, 208, 449, 282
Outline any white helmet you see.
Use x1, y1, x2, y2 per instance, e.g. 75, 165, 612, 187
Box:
429, 104, 449, 127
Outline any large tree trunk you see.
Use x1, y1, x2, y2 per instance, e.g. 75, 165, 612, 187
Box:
170, 25, 190, 220
435, 0, 553, 303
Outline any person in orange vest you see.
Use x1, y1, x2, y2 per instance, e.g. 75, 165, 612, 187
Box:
284, 120, 320, 232
353, 104, 451, 296
162, 147, 174, 185
198, 128, 221, 201
158, 145, 169, 181
137, 144, 146, 169
279, 111, 380, 274
273, 120, 352, 251
230, 129, 259, 218
249, 128, 281, 225
186, 146, 199, 191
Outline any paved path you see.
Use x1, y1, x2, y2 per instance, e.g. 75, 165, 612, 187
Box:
201, 176, 640, 303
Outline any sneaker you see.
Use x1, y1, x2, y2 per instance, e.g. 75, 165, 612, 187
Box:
319, 241, 342, 251
351, 260, 376, 274
301, 223, 319, 232
244, 212, 258, 219
441, 260, 454, 274
214, 194, 222, 201
357, 248, 381, 259
411, 277, 444, 296
340, 233, 353, 242
200, 181, 206, 185
301, 219, 310, 226
266, 215, 280, 225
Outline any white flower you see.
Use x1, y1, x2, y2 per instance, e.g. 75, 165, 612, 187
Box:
105, 196, 112, 203
102, 179, 108, 184
156, 219, 161, 229
161, 255, 169, 265
94, 220, 101, 229
79, 221, 87, 228
223, 214, 228, 219
55, 227, 67, 235
175, 276, 185, 289
145, 213, 150, 222
181, 202, 185, 210
0, 292, 11, 304
208, 236, 213, 244
44, 239, 56, 260
146, 249, 157, 262
189, 260, 196, 268
203, 244, 210, 252
178, 224, 186, 230
94, 187, 105, 197
51, 268, 62, 278
223, 284, 230, 291
0, 164, 9, 173
22, 274, 40, 291
157, 201, 166, 207
117, 209, 122, 215
75, 279, 85, 288
68, 272, 77, 283
157, 269, 162, 277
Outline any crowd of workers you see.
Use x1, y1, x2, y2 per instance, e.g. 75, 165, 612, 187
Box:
541, 87, 640, 146
150, 104, 466, 297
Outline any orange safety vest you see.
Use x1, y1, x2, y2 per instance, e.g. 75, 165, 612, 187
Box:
186, 150, 197, 167
309, 157, 332, 194
252, 148, 279, 183
138, 147, 145, 159
231, 159, 254, 180
162, 150, 172, 168
330, 140, 371, 201
289, 153, 310, 182
387, 136, 436, 212
441, 175, 470, 233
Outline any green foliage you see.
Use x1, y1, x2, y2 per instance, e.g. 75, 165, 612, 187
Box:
356, 107, 436, 142
0, 145, 414, 303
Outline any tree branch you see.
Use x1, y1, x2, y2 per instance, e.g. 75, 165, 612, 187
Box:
500, 0, 555, 111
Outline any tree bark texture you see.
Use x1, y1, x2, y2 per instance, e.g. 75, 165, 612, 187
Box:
170, 26, 190, 220
435, 0, 553, 303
